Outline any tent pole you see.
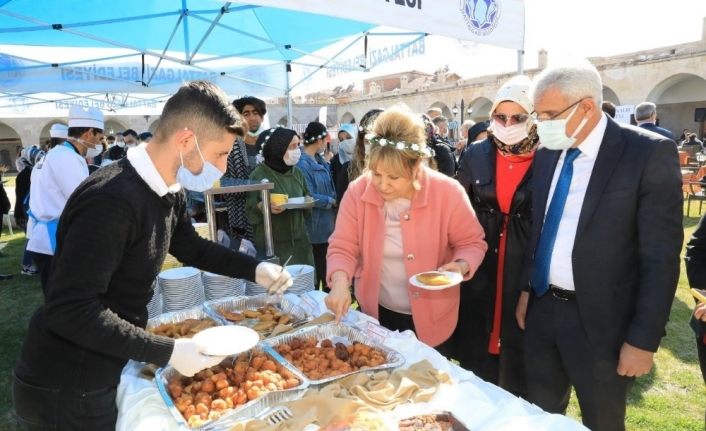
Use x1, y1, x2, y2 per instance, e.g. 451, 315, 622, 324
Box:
285, 61, 293, 128
517, 49, 524, 74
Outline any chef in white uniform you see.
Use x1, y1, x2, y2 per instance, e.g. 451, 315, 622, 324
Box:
27, 105, 104, 293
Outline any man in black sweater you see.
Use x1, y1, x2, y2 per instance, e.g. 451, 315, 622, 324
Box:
13, 81, 293, 430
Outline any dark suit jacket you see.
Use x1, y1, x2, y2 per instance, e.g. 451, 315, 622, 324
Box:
639, 123, 676, 141
685, 216, 706, 343
528, 117, 683, 353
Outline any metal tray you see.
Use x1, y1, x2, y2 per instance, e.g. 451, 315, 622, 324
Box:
155, 344, 310, 430
203, 294, 310, 339
146, 306, 219, 338
263, 323, 405, 386
398, 411, 471, 431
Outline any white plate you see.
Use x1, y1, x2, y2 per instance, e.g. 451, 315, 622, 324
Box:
192, 325, 259, 356
409, 271, 463, 290
279, 197, 316, 209
159, 267, 201, 280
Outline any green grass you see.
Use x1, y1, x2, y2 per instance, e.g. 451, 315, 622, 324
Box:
0, 206, 705, 430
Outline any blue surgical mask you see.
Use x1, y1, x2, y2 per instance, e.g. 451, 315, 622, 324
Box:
176, 136, 224, 192
536, 104, 589, 151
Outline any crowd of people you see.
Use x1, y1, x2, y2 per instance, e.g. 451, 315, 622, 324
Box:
4, 61, 705, 431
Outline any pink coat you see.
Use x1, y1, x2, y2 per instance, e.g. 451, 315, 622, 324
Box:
327, 167, 487, 346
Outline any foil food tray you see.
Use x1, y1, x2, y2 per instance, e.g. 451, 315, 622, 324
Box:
263, 322, 405, 386
202, 294, 310, 338
146, 306, 219, 337
155, 344, 310, 430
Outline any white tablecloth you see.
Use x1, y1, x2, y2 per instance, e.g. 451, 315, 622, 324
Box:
116, 291, 588, 431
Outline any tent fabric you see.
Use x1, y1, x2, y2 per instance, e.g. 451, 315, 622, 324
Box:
0, 0, 525, 111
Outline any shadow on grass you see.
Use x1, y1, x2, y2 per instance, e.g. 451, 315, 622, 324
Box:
0, 232, 42, 431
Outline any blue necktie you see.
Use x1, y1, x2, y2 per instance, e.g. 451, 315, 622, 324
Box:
530, 148, 581, 296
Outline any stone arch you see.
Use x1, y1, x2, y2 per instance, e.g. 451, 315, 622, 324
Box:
645, 73, 706, 137
0, 121, 22, 172
647, 73, 706, 104
104, 119, 128, 136
468, 97, 493, 122
340, 112, 356, 124
427, 102, 452, 119
602, 86, 620, 105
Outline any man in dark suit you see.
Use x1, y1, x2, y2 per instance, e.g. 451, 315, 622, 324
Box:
634, 101, 676, 141
514, 63, 683, 431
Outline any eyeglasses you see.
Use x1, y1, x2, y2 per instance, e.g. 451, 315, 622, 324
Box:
531, 98, 587, 122
492, 113, 529, 125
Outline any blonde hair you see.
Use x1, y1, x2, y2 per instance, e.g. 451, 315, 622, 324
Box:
367, 108, 427, 189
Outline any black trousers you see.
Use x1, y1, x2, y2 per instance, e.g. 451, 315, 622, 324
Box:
312, 242, 328, 291
33, 253, 53, 296
13, 373, 117, 431
524, 293, 634, 431
378, 306, 453, 358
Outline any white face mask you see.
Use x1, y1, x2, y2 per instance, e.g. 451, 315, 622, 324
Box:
537, 104, 589, 151
126, 143, 136, 149
86, 144, 103, 159
339, 139, 355, 156
284, 148, 301, 166
176, 136, 224, 192
490, 121, 529, 146
116, 141, 125, 148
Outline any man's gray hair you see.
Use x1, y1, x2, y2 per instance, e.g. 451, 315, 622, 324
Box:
530, 62, 603, 107
432, 115, 449, 125
634, 102, 656, 122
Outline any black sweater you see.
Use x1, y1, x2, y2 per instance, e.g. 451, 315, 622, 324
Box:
15, 159, 260, 390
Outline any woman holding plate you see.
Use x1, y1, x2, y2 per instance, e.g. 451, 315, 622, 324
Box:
324, 107, 487, 353
246, 127, 315, 266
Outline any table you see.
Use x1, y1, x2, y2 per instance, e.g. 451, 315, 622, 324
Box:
116, 291, 588, 431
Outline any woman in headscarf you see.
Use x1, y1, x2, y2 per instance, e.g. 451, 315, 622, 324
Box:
297, 122, 337, 289
329, 123, 358, 200
246, 127, 314, 266
454, 75, 538, 398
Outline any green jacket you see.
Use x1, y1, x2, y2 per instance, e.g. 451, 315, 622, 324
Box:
246, 164, 314, 266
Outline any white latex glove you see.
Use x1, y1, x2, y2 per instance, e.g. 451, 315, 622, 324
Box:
238, 238, 257, 258
255, 262, 293, 294
168, 338, 225, 377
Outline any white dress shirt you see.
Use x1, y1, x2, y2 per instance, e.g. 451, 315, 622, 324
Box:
126, 145, 181, 197
546, 114, 608, 291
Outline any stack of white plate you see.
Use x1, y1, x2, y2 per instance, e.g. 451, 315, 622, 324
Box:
285, 264, 316, 295
146, 279, 162, 319
202, 272, 245, 300
158, 267, 205, 312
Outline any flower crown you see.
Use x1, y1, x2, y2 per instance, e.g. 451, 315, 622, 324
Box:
365, 133, 432, 158
258, 126, 283, 157
304, 130, 327, 144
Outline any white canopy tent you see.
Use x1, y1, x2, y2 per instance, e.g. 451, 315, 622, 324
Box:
0, 0, 525, 122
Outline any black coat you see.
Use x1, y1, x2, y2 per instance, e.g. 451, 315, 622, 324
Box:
329, 154, 350, 201
15, 166, 31, 224
430, 137, 456, 177
453, 139, 532, 397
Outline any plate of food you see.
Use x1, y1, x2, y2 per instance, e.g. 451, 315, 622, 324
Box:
409, 271, 463, 290
279, 196, 316, 209
192, 325, 259, 356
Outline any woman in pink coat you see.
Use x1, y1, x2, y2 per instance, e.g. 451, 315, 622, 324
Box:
325, 108, 487, 351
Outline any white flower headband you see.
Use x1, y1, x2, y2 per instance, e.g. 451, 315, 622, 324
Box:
365, 133, 433, 158
258, 126, 283, 157
304, 130, 327, 144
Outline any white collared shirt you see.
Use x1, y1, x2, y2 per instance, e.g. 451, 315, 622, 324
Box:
546, 114, 608, 291
126, 145, 181, 197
